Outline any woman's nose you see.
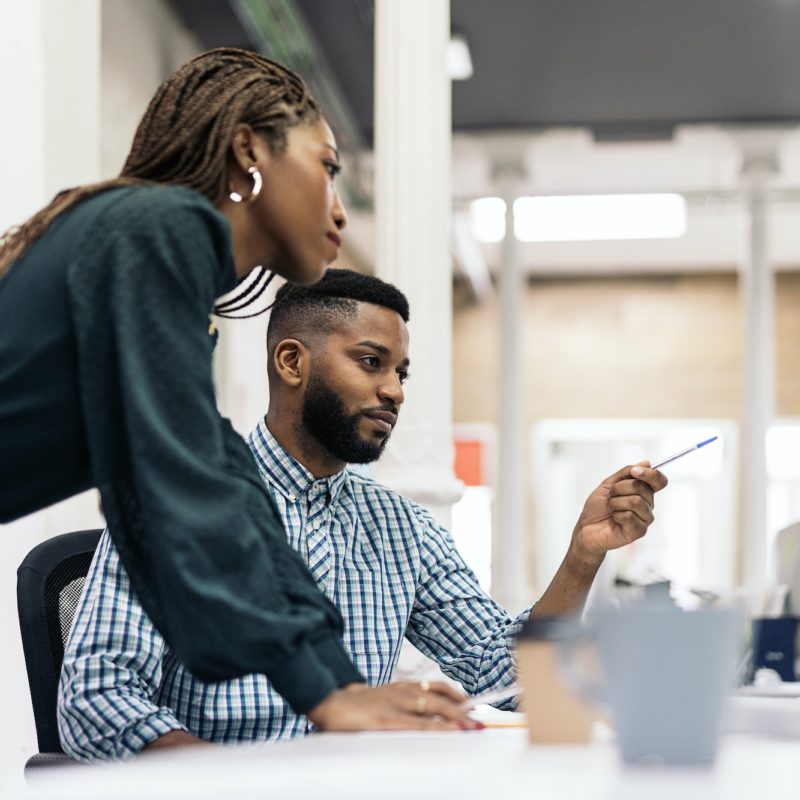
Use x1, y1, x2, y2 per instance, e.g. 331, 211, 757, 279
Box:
333, 190, 347, 231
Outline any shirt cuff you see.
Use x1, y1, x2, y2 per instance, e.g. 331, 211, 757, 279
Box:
310, 630, 366, 688
118, 709, 188, 759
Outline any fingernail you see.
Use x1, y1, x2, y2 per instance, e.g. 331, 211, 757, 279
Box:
631, 466, 644, 477
474, 721, 486, 730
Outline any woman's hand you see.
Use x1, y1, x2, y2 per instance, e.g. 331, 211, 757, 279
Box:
307, 680, 482, 732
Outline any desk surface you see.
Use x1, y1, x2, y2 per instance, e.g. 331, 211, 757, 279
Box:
28, 726, 800, 800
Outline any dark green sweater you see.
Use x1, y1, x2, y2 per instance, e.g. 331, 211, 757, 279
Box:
0, 186, 363, 713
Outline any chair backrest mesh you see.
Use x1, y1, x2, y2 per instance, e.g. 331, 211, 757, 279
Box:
58, 576, 90, 649
45, 553, 96, 669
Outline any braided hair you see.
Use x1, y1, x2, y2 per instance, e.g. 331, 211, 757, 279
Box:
0, 48, 321, 315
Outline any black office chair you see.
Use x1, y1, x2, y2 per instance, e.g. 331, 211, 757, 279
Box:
17, 528, 103, 767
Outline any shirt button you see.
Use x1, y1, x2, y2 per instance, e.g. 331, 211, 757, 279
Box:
313, 520, 322, 531
287, 493, 297, 502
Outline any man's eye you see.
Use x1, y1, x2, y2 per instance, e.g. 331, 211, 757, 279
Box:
324, 161, 342, 180
397, 370, 410, 385
361, 356, 379, 369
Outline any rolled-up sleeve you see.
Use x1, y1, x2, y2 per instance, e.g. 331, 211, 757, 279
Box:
58, 530, 187, 762
404, 507, 530, 708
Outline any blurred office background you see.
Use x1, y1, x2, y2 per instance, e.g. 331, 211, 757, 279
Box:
2, 0, 800, 769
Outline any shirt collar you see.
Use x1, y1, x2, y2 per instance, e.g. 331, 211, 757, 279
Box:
247, 417, 349, 506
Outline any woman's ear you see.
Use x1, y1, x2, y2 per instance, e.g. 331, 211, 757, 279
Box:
227, 124, 272, 188
230, 123, 256, 169
272, 338, 308, 388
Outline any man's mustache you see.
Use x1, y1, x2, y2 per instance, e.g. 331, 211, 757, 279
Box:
361, 403, 399, 417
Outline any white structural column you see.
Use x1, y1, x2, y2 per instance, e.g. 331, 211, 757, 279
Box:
492, 162, 529, 612
0, 0, 103, 773
739, 143, 778, 594
0, 0, 101, 232
372, 0, 462, 528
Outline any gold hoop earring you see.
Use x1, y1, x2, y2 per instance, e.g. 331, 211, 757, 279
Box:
229, 166, 263, 203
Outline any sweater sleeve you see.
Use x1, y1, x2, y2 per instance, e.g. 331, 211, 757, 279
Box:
65, 187, 363, 713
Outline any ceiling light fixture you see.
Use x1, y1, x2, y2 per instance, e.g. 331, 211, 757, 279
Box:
469, 197, 506, 243
514, 193, 687, 242
447, 32, 473, 81
469, 194, 687, 243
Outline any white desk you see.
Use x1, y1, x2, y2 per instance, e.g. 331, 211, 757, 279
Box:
28, 727, 800, 800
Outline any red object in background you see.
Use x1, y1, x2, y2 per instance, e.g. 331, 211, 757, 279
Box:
455, 440, 484, 487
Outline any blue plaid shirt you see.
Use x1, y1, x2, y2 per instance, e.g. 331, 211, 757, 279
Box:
58, 419, 528, 761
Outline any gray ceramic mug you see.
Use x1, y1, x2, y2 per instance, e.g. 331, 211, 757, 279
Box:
561, 600, 743, 765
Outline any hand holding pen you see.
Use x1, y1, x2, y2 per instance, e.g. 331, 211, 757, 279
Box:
461, 436, 718, 709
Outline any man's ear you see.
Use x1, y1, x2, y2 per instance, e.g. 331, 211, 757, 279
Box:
272, 338, 309, 388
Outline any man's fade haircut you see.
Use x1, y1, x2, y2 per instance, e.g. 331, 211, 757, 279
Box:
266, 268, 410, 376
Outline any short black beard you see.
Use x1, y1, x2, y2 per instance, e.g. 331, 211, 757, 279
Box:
301, 374, 394, 464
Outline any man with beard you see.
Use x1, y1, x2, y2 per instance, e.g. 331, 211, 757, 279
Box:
58, 269, 666, 761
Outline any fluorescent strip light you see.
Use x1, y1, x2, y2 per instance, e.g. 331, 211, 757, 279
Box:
469, 197, 506, 243
447, 33, 473, 80
514, 193, 687, 242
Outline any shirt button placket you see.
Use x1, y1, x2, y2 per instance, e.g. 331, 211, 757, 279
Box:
306, 485, 331, 591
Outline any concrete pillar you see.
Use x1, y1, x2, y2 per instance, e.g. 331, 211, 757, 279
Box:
372, 0, 462, 528
492, 160, 529, 612
739, 140, 778, 595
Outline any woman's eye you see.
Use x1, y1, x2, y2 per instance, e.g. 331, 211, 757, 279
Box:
361, 356, 379, 369
324, 161, 342, 180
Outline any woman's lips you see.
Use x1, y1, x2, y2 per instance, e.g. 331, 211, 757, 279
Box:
326, 232, 342, 248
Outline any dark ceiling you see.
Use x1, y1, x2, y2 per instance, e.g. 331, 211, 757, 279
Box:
169, 0, 800, 145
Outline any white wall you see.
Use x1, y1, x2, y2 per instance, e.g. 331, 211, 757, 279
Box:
100, 0, 201, 177
0, 0, 202, 779
0, 0, 101, 234
1, 1, 101, 782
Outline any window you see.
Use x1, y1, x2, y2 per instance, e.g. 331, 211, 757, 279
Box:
767, 419, 800, 578
532, 419, 737, 605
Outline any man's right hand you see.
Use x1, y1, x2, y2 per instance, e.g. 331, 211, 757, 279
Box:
307, 681, 482, 732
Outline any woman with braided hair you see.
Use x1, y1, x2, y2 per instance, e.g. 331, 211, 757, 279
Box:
0, 48, 472, 735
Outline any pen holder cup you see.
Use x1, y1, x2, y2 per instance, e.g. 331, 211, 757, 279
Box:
515, 615, 601, 745
557, 600, 743, 765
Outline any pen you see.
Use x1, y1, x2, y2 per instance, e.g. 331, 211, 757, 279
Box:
462, 682, 522, 708
652, 436, 718, 470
